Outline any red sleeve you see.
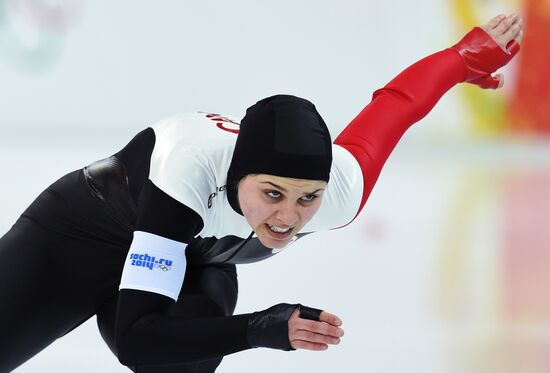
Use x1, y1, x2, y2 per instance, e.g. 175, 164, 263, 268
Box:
334, 49, 466, 217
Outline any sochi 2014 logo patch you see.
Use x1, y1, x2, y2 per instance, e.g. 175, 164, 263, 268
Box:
129, 253, 172, 271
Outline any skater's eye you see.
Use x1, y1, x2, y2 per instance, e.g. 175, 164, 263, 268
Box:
300, 194, 318, 202
266, 190, 282, 199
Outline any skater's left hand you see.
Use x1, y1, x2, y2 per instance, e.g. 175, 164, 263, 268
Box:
451, 13, 523, 89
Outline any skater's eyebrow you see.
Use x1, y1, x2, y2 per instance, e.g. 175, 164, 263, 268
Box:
260, 182, 324, 195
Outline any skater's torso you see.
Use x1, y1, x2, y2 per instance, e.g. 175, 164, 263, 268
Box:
86, 112, 364, 265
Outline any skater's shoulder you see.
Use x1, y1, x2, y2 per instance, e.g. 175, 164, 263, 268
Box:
150, 112, 241, 142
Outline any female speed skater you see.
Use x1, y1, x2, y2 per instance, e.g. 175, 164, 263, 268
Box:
0, 13, 523, 373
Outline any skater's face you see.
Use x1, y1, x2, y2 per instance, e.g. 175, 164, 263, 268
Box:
237, 174, 326, 249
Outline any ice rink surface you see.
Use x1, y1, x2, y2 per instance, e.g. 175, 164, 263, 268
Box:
3, 130, 548, 373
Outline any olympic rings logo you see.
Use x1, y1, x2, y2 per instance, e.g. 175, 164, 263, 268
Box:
1, 0, 84, 72
130, 253, 173, 271
156, 264, 171, 271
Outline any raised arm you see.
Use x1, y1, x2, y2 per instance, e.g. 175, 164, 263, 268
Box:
335, 14, 523, 217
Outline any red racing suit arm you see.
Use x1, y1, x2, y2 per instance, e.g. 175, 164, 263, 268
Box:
334, 27, 520, 219
334, 48, 466, 217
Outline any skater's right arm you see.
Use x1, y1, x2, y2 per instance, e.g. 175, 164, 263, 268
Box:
116, 293, 344, 365
115, 181, 343, 365
115, 178, 253, 365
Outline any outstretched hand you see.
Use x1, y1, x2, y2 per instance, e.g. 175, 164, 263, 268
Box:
451, 13, 523, 89
288, 308, 345, 351
480, 14, 524, 88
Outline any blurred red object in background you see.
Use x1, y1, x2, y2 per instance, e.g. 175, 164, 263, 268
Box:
508, 0, 550, 135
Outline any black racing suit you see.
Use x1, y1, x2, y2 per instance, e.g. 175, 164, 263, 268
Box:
0, 129, 268, 372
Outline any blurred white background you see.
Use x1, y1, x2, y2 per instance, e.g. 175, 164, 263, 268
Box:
2, 0, 549, 372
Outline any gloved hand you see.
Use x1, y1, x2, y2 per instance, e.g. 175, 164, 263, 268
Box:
450, 14, 522, 89
247, 303, 344, 351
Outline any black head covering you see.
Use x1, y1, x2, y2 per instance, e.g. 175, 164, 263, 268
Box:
227, 94, 332, 215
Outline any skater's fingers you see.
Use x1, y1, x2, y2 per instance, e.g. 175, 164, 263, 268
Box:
485, 14, 506, 30
318, 311, 342, 327
516, 29, 524, 44
290, 339, 329, 351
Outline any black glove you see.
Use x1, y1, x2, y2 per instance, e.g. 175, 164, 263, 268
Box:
247, 303, 323, 351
